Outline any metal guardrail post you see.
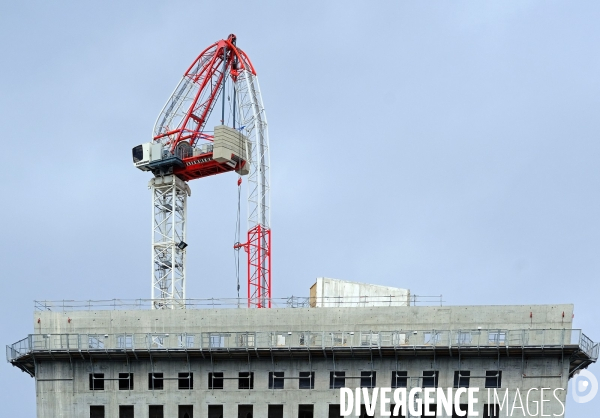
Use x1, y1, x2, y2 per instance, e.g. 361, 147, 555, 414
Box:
542, 329, 546, 349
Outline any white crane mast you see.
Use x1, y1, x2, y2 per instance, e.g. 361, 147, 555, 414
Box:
150, 175, 190, 309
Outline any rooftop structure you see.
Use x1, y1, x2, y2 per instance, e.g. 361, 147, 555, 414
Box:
310, 277, 411, 307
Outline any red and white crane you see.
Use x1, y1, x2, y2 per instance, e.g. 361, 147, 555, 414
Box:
132, 34, 271, 309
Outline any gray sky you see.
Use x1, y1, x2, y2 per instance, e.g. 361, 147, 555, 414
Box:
2, 1, 599, 415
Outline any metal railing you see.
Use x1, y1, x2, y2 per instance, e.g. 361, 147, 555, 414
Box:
7, 329, 597, 363
33, 295, 444, 311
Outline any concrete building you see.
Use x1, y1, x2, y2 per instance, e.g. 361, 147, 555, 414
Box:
6, 282, 598, 418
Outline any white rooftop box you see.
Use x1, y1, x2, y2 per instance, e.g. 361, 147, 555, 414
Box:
309, 277, 410, 307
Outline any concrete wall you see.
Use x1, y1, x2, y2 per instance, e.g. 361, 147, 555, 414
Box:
310, 278, 410, 307
33, 304, 574, 335
34, 356, 570, 418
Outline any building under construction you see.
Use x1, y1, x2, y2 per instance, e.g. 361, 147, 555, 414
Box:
6, 277, 599, 418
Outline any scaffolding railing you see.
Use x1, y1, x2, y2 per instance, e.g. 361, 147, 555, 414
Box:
7, 329, 598, 363
33, 295, 444, 311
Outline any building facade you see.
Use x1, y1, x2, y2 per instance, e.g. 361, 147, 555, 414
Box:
7, 303, 598, 418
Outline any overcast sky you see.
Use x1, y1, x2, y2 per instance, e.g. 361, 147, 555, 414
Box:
2, 1, 600, 415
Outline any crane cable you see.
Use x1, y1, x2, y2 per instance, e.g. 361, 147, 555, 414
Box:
234, 176, 242, 307
230, 74, 242, 308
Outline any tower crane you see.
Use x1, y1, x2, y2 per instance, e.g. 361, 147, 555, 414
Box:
132, 34, 271, 309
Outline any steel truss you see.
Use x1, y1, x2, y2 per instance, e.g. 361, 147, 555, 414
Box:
142, 35, 271, 308
150, 175, 190, 309
234, 70, 271, 307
